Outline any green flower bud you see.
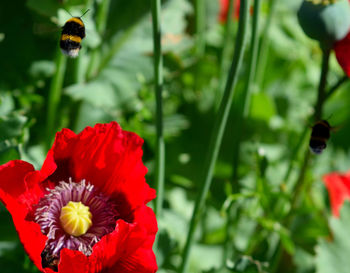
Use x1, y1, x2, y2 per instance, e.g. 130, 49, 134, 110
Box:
298, 0, 350, 49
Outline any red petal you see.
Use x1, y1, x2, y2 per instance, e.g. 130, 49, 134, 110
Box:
18, 151, 57, 218
334, 32, 350, 77
132, 206, 158, 248
110, 248, 157, 273
58, 249, 88, 273
0, 160, 34, 199
89, 220, 141, 270
47, 122, 155, 218
0, 160, 47, 271
323, 172, 350, 217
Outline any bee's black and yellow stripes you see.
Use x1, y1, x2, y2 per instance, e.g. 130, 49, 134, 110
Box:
60, 17, 86, 57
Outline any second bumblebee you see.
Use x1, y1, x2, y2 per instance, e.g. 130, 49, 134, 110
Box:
309, 120, 331, 154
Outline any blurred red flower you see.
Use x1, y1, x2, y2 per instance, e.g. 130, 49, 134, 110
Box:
0, 122, 157, 273
334, 32, 350, 77
323, 171, 350, 217
218, 0, 240, 23
334, 0, 350, 76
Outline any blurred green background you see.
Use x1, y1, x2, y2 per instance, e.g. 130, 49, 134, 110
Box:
1, 0, 350, 272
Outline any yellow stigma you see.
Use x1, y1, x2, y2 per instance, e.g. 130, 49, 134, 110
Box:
60, 201, 92, 237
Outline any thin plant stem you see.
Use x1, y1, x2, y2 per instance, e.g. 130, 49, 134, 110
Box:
231, 0, 262, 191
216, 0, 236, 107
289, 48, 330, 211
255, 0, 277, 86
179, 1, 250, 272
46, 48, 67, 149
314, 48, 331, 121
271, 48, 331, 273
73, 1, 93, 83
151, 0, 165, 217
219, 0, 235, 74
195, 0, 206, 57
95, 0, 110, 34
224, 0, 262, 263
325, 75, 348, 100
282, 126, 309, 186
86, 0, 111, 80
73, 51, 85, 84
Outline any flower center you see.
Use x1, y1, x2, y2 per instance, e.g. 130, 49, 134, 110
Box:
60, 201, 92, 237
35, 179, 118, 271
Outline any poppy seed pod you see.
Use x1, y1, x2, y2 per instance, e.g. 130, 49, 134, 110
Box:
297, 0, 350, 49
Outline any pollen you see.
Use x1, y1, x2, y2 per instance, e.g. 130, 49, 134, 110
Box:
60, 201, 92, 237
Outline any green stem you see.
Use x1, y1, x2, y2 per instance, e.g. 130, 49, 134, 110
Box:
95, 0, 110, 34
195, 0, 206, 57
325, 75, 348, 100
255, 0, 277, 86
289, 149, 311, 213
282, 126, 309, 186
219, 0, 235, 72
224, 0, 262, 262
231, 0, 262, 191
314, 49, 330, 121
46, 48, 67, 149
289, 48, 330, 212
271, 48, 331, 273
151, 0, 165, 217
179, 1, 250, 272
86, 0, 111, 80
216, 0, 236, 107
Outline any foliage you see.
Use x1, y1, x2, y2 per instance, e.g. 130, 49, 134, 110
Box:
316, 202, 350, 273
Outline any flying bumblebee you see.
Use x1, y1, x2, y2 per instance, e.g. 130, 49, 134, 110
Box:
60, 10, 89, 58
309, 120, 331, 154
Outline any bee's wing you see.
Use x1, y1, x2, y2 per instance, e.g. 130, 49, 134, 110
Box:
33, 23, 61, 35
330, 124, 343, 133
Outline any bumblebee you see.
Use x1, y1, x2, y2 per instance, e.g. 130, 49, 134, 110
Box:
60, 10, 89, 57
41, 247, 59, 272
309, 120, 331, 154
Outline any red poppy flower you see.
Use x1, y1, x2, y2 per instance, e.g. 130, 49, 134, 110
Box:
218, 0, 240, 23
334, 32, 350, 77
323, 171, 350, 217
0, 122, 157, 273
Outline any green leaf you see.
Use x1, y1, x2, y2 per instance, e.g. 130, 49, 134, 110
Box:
65, 81, 117, 109
0, 143, 20, 165
0, 93, 15, 116
249, 92, 276, 122
29, 60, 55, 78
316, 202, 350, 273
0, 114, 27, 142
